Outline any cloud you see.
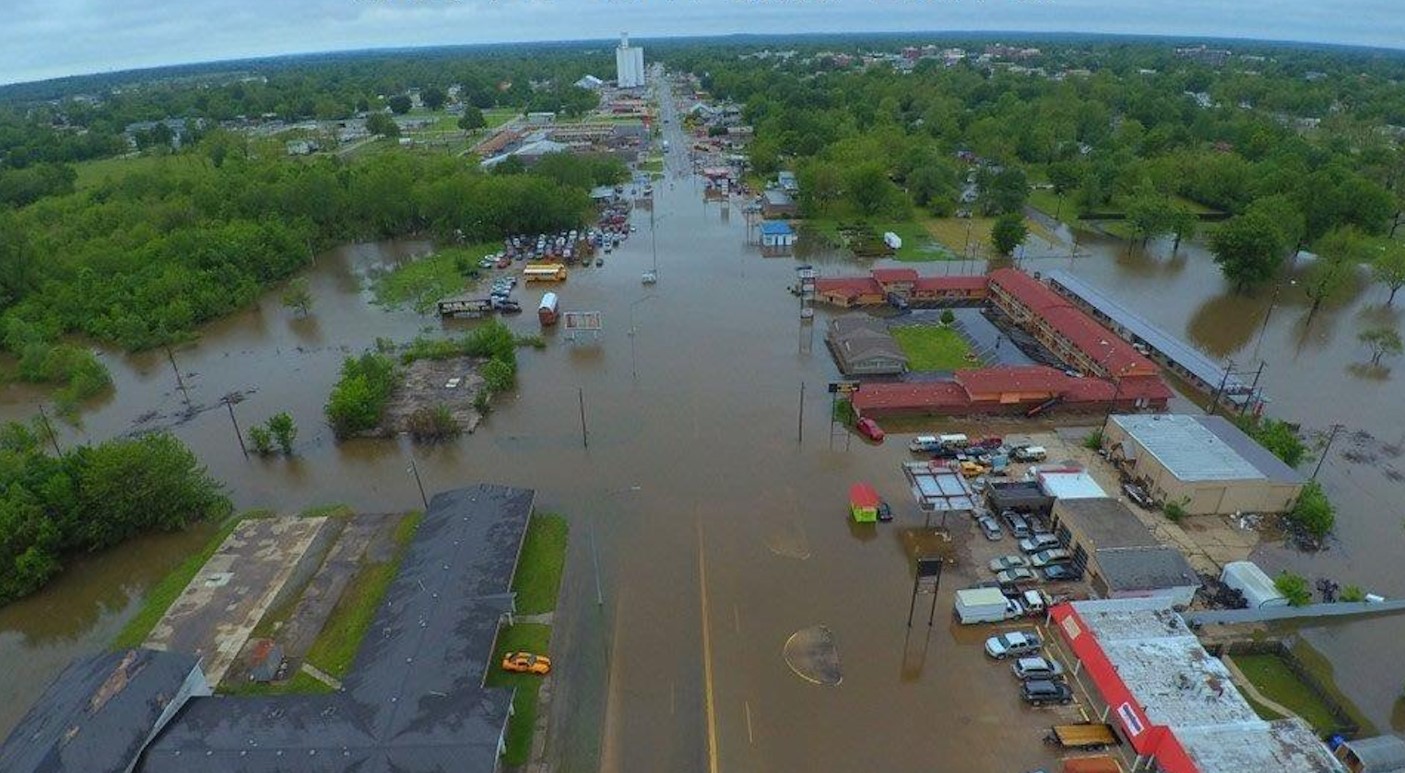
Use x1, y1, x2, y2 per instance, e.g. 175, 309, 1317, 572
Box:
2, 0, 1402, 85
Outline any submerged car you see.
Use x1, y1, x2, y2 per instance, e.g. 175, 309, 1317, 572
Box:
1030, 548, 1073, 567
1021, 679, 1074, 706
977, 515, 1003, 541
996, 567, 1038, 584
856, 417, 885, 443
502, 652, 551, 675
989, 554, 1029, 572
1042, 564, 1082, 582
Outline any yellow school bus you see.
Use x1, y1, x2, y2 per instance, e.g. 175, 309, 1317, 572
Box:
523, 263, 567, 282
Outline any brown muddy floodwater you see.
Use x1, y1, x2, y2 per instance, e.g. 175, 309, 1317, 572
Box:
2, 92, 1403, 771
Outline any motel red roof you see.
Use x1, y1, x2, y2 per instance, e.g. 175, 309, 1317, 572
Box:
955, 365, 1069, 395
851, 381, 971, 412
913, 276, 988, 293
871, 268, 920, 284
988, 269, 1158, 378
815, 277, 882, 296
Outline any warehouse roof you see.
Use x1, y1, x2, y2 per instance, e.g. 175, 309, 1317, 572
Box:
1054, 497, 1156, 548
1094, 546, 1198, 593
1111, 414, 1275, 482
140, 484, 534, 773
0, 649, 202, 773
1037, 469, 1108, 500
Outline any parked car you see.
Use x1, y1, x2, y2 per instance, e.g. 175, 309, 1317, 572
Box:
1012, 656, 1065, 681
984, 630, 1042, 659
856, 417, 885, 443
1019, 533, 1062, 554
1002, 511, 1032, 539
1030, 548, 1073, 568
1021, 679, 1074, 706
989, 555, 1029, 572
502, 652, 551, 675
1012, 445, 1048, 462
1042, 564, 1082, 582
977, 515, 1003, 540
876, 501, 893, 522
996, 567, 1039, 584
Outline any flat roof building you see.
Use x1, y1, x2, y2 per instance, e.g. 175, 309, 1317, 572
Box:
1051, 598, 1344, 773
1036, 468, 1108, 500
1051, 498, 1199, 605
1103, 414, 1306, 515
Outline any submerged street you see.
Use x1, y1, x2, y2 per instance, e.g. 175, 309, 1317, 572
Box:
0, 71, 1403, 771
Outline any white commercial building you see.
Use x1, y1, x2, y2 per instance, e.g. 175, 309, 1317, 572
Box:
615, 33, 645, 89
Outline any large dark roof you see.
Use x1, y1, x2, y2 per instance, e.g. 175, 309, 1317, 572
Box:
0, 648, 201, 773
140, 484, 534, 773
1055, 497, 1157, 549
1095, 547, 1198, 593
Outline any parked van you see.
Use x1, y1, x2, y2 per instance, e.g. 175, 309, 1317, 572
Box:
909, 435, 942, 453
938, 433, 969, 449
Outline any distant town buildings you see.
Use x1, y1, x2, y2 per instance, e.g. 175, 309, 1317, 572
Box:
615, 33, 645, 89
1175, 45, 1233, 67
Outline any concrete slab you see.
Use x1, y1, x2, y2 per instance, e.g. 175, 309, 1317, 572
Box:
144, 516, 331, 686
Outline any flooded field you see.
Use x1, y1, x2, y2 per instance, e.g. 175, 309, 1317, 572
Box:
1, 85, 1402, 770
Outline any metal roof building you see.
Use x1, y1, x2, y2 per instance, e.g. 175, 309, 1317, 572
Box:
1045, 269, 1253, 404
903, 461, 977, 513
136, 484, 534, 773
0, 649, 208, 773
1051, 498, 1199, 605
1104, 414, 1305, 515
1051, 598, 1344, 773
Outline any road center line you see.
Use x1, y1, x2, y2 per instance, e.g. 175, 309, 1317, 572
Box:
697, 518, 721, 773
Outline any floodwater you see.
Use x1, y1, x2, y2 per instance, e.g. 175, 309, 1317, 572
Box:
1, 83, 1403, 770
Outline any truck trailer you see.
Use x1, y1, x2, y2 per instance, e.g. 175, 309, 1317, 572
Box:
954, 588, 1013, 624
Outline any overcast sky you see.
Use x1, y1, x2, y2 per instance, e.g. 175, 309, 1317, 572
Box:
2, 0, 1402, 86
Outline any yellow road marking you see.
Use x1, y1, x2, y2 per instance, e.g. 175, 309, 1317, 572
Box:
697, 518, 721, 773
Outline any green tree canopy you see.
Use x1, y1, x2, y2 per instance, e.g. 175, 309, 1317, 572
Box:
991, 213, 1028, 257
1211, 211, 1286, 291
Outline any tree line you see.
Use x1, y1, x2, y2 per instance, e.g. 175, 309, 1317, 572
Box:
0, 424, 230, 605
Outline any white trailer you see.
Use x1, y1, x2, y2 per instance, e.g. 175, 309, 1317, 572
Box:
955, 588, 1012, 624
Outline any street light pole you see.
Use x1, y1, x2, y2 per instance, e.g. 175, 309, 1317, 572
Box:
1312, 423, 1345, 480
630, 295, 656, 381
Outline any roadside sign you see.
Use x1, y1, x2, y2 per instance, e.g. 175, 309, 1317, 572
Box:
916, 556, 943, 578
828, 381, 861, 395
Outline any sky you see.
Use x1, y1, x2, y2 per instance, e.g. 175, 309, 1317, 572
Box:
2, 0, 1402, 86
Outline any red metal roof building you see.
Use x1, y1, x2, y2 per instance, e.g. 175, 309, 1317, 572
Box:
814, 271, 989, 308
1050, 599, 1343, 773
851, 365, 1169, 418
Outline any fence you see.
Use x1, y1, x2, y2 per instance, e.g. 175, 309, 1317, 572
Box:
1207, 637, 1360, 738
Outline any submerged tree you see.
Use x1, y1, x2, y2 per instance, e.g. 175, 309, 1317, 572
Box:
1358, 326, 1403, 366
281, 277, 313, 317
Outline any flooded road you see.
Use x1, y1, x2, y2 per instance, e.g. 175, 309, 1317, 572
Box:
1, 83, 1403, 769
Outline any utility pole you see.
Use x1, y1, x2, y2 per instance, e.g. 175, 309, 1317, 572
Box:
408, 456, 429, 509
1240, 362, 1266, 418
224, 396, 248, 458
797, 382, 805, 445
164, 345, 190, 405
36, 405, 62, 456
578, 387, 589, 448
1312, 423, 1345, 480
1208, 359, 1235, 415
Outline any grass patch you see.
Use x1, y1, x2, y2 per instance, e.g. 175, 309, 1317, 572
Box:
486, 623, 552, 765
303, 511, 423, 678
72, 153, 201, 191
484, 108, 519, 129
806, 218, 949, 261
1235, 653, 1342, 735
370, 243, 496, 313
111, 514, 244, 650
299, 503, 354, 519
921, 215, 1059, 259
1287, 638, 1376, 735
890, 325, 973, 371
638, 157, 664, 173
218, 668, 335, 696
512, 513, 569, 615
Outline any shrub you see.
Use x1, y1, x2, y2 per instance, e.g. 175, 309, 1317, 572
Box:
1274, 571, 1312, 607
1339, 585, 1365, 602
325, 353, 399, 438
1082, 429, 1104, 450
939, 309, 956, 326
1287, 481, 1335, 540
248, 425, 274, 455
1235, 416, 1309, 468
473, 389, 492, 415
481, 359, 517, 393
267, 412, 297, 455
1164, 500, 1188, 522
407, 405, 461, 442
514, 334, 547, 350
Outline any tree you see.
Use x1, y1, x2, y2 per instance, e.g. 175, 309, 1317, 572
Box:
991, 213, 1028, 257
366, 112, 400, 138
1371, 241, 1405, 306
248, 425, 274, 455
386, 95, 413, 115
266, 412, 297, 455
1274, 571, 1312, 606
420, 87, 447, 111
1124, 188, 1173, 247
458, 106, 486, 133
844, 163, 900, 217
1358, 326, 1403, 366
1210, 211, 1286, 291
280, 277, 312, 317
978, 167, 1029, 216
1168, 203, 1198, 253
939, 309, 956, 326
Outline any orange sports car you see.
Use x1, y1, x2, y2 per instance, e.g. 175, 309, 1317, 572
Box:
501, 652, 552, 675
